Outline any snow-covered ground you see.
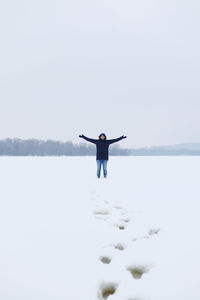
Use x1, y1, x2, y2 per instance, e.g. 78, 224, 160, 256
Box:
0, 156, 200, 300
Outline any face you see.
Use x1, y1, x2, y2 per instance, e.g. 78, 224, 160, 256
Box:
100, 135, 105, 140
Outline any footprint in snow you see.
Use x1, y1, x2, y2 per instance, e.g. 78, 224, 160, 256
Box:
143, 228, 161, 239
114, 223, 126, 231
99, 256, 112, 264
114, 206, 124, 210
98, 282, 118, 300
126, 265, 151, 279
148, 228, 161, 236
114, 243, 126, 251
121, 218, 131, 223
94, 209, 110, 216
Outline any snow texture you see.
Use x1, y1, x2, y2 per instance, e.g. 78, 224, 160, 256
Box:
0, 156, 200, 300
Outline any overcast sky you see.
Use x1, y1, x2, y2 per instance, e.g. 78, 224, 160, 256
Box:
0, 0, 199, 147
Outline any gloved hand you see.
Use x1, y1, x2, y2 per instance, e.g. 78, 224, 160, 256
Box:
79, 134, 84, 138
122, 135, 127, 139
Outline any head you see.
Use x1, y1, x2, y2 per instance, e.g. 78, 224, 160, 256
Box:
99, 133, 106, 140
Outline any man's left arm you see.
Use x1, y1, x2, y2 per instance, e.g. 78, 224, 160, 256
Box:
108, 135, 127, 144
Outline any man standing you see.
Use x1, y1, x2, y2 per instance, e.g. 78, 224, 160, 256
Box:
79, 133, 127, 178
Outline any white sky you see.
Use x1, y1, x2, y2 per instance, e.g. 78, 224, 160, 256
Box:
0, 0, 200, 147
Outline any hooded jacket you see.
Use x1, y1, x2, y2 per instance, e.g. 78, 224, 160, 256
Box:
81, 134, 125, 160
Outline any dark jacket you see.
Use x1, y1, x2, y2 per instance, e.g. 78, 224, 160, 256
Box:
81, 135, 125, 160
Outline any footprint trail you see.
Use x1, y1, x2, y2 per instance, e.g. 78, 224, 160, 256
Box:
90, 189, 162, 299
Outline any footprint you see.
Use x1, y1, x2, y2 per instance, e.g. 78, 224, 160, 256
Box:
114, 243, 126, 251
99, 256, 112, 264
126, 265, 150, 279
121, 218, 131, 223
115, 224, 126, 230
98, 282, 118, 300
143, 228, 161, 239
148, 228, 161, 236
114, 206, 123, 210
94, 209, 110, 216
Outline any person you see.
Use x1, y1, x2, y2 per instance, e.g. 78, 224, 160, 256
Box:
79, 133, 127, 178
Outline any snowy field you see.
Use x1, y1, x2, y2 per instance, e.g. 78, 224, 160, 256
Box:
0, 156, 200, 300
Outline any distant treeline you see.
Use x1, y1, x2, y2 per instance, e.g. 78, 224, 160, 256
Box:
0, 139, 200, 156
0, 138, 130, 156
130, 147, 200, 156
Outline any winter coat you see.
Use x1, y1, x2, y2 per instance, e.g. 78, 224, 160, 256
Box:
81, 135, 125, 160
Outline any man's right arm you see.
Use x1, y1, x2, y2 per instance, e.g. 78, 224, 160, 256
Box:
79, 135, 97, 144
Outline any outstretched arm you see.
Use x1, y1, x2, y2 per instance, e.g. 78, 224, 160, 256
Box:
108, 135, 127, 145
79, 134, 98, 144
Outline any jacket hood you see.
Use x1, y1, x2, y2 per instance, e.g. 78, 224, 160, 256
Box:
99, 133, 107, 140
